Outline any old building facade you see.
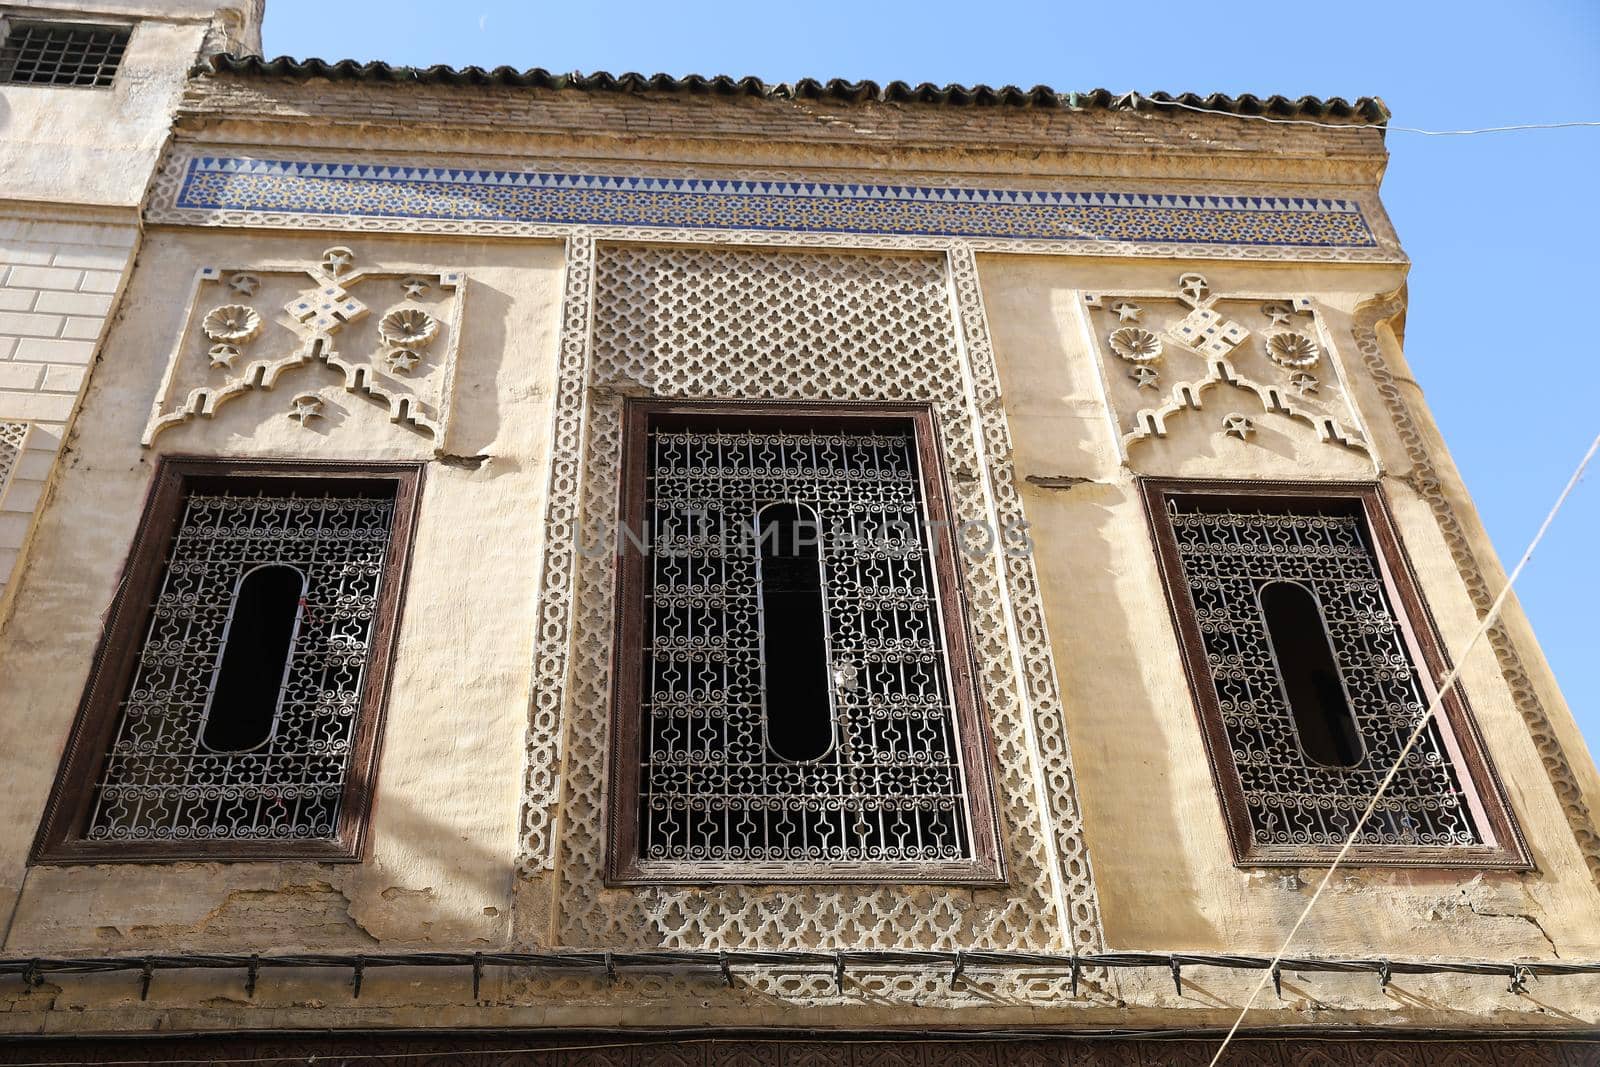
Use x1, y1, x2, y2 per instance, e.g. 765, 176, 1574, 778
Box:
0, 2, 1597, 1061
0, 0, 259, 615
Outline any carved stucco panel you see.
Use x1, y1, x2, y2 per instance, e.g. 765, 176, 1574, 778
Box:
142, 247, 466, 450
1081, 275, 1374, 468
512, 238, 1105, 1006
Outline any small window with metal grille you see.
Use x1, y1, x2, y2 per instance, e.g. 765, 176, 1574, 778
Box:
32, 460, 422, 864
0, 20, 129, 87
607, 401, 1003, 884
1141, 479, 1529, 869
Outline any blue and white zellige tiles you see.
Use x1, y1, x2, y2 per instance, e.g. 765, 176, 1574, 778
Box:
164, 156, 1386, 256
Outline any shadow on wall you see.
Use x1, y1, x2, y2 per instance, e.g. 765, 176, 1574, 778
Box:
1022, 476, 1225, 952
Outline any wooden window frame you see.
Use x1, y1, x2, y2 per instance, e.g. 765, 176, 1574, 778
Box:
607, 399, 1005, 885
1140, 478, 1530, 870
31, 458, 424, 865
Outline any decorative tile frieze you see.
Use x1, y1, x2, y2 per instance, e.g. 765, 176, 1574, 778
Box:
142, 248, 466, 449
147, 151, 1397, 262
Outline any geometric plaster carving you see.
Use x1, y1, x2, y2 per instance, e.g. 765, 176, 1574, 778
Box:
0, 420, 28, 509
1108, 326, 1162, 363
1264, 329, 1322, 368
200, 303, 262, 344
1221, 412, 1256, 440
1085, 274, 1372, 461
142, 247, 466, 449
1352, 292, 1600, 890
378, 307, 439, 348
514, 239, 1107, 1013
287, 393, 324, 424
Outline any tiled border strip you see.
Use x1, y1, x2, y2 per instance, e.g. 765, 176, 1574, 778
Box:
148, 152, 1402, 263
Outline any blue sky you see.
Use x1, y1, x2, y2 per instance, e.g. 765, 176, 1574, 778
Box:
263, 1, 1600, 757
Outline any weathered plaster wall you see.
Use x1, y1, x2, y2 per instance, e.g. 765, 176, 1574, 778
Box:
0, 0, 258, 208
0, 0, 264, 615
0, 238, 1596, 1036
0, 230, 566, 961
0, 63, 1596, 1039
977, 253, 1600, 968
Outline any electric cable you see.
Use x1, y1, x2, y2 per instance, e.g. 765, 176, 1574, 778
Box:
1205, 428, 1600, 1067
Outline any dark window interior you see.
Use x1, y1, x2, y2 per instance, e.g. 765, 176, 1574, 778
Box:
201, 564, 306, 753
0, 21, 129, 87
1258, 580, 1364, 768
756, 501, 834, 762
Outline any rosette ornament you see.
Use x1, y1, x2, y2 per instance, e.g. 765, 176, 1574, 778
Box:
201, 304, 263, 345
1264, 330, 1321, 369
1108, 326, 1163, 364
378, 307, 439, 349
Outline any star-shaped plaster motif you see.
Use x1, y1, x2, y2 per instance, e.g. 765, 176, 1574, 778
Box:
1129, 365, 1161, 389
207, 343, 239, 369
400, 276, 431, 300
288, 394, 324, 424
228, 273, 261, 298
1221, 413, 1255, 440
1290, 371, 1321, 396
320, 246, 356, 278
1111, 301, 1143, 323
1262, 301, 1295, 327
387, 348, 421, 373
1179, 273, 1211, 304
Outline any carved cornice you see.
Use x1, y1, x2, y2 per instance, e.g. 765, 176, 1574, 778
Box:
175, 72, 1391, 188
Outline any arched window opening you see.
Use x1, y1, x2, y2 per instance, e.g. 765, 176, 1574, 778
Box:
201, 563, 306, 753
1258, 580, 1363, 768
755, 501, 834, 762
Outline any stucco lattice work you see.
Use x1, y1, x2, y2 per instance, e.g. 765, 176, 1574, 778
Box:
515, 241, 1104, 1004
0, 421, 27, 507
1352, 296, 1600, 889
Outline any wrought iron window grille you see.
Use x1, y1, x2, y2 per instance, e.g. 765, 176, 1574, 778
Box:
32, 460, 422, 864
1141, 479, 1529, 869
608, 402, 1004, 884
0, 21, 129, 87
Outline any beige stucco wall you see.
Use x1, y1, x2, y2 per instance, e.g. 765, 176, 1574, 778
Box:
978, 255, 1600, 975
0, 229, 1596, 1034
0, 0, 257, 208
0, 54, 1596, 1036
0, 211, 137, 609
0, 228, 565, 966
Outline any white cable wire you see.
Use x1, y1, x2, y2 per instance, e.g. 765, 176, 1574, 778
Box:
1207, 428, 1600, 1067
1138, 94, 1600, 135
